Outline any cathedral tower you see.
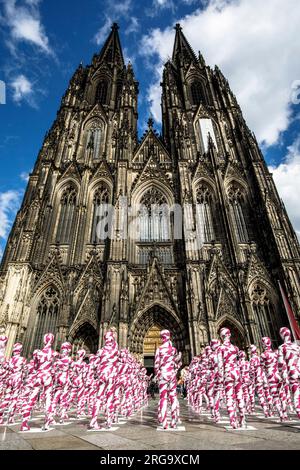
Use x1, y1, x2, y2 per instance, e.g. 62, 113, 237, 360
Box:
0, 24, 299, 365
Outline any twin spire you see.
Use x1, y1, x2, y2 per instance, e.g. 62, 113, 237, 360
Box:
97, 22, 204, 69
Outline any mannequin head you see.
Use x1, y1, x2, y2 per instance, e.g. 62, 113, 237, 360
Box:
160, 329, 170, 343
279, 327, 292, 343
43, 333, 54, 347
12, 343, 23, 356
104, 331, 115, 346
262, 337, 272, 351
210, 339, 220, 351
238, 350, 246, 360
220, 327, 231, 342
77, 349, 86, 360
61, 342, 72, 356
0, 334, 8, 361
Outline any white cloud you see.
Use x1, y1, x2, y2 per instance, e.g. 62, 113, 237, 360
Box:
111, 0, 132, 15
0, 190, 21, 241
20, 171, 30, 182
94, 16, 112, 46
154, 0, 173, 6
141, 0, 300, 146
11, 74, 36, 106
123, 47, 136, 66
125, 17, 139, 36
269, 137, 300, 240
2, 0, 52, 54
94, 0, 133, 45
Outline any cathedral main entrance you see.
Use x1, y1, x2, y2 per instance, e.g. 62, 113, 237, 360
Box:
143, 325, 162, 374
129, 303, 187, 369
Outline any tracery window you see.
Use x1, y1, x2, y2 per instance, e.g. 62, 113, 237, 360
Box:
198, 118, 217, 153
96, 80, 108, 104
191, 81, 203, 106
139, 188, 170, 242
196, 184, 215, 245
56, 186, 77, 244
32, 287, 60, 350
228, 184, 249, 243
91, 184, 110, 244
86, 125, 102, 160
251, 284, 277, 343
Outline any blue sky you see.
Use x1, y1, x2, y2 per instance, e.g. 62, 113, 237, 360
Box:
0, 0, 300, 259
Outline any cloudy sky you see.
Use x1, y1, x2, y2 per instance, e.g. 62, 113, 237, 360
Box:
0, 0, 300, 259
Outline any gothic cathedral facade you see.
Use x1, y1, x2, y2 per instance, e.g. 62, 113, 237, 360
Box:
0, 24, 299, 364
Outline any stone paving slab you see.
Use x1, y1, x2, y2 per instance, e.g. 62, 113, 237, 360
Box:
0, 400, 299, 450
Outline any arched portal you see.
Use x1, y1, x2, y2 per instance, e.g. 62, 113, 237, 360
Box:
143, 325, 162, 374
218, 320, 246, 351
129, 304, 188, 366
69, 322, 99, 355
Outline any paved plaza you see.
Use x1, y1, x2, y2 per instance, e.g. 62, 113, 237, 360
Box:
0, 399, 299, 451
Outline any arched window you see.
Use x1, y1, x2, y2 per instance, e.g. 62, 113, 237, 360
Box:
251, 284, 277, 343
116, 80, 123, 107
56, 186, 77, 244
32, 287, 60, 350
139, 188, 170, 242
91, 184, 110, 244
191, 81, 203, 106
228, 184, 249, 243
86, 124, 102, 160
196, 184, 215, 245
96, 80, 108, 104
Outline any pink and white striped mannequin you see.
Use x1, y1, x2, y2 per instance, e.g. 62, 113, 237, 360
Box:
260, 336, 288, 422
217, 327, 246, 429
21, 333, 56, 431
154, 329, 181, 429
52, 342, 73, 422
278, 327, 300, 419
249, 344, 270, 417
0, 334, 8, 402
207, 339, 221, 422
0, 343, 26, 424
89, 331, 119, 429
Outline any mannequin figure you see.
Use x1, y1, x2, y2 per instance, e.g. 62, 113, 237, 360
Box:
207, 339, 221, 422
278, 327, 300, 419
248, 345, 270, 417
238, 350, 251, 414
0, 334, 8, 401
0, 343, 26, 424
217, 327, 246, 429
89, 331, 119, 429
154, 329, 181, 429
260, 336, 288, 422
52, 342, 73, 422
68, 349, 87, 418
21, 333, 56, 431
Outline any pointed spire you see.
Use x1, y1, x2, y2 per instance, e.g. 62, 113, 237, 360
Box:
147, 116, 154, 130
172, 23, 197, 64
198, 51, 206, 68
98, 22, 125, 69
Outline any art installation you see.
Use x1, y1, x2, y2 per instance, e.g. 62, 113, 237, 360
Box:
154, 329, 182, 429
186, 327, 300, 429
0, 326, 299, 433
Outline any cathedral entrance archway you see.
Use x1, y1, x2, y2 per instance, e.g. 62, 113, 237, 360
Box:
129, 303, 187, 368
143, 325, 162, 374
69, 322, 98, 355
